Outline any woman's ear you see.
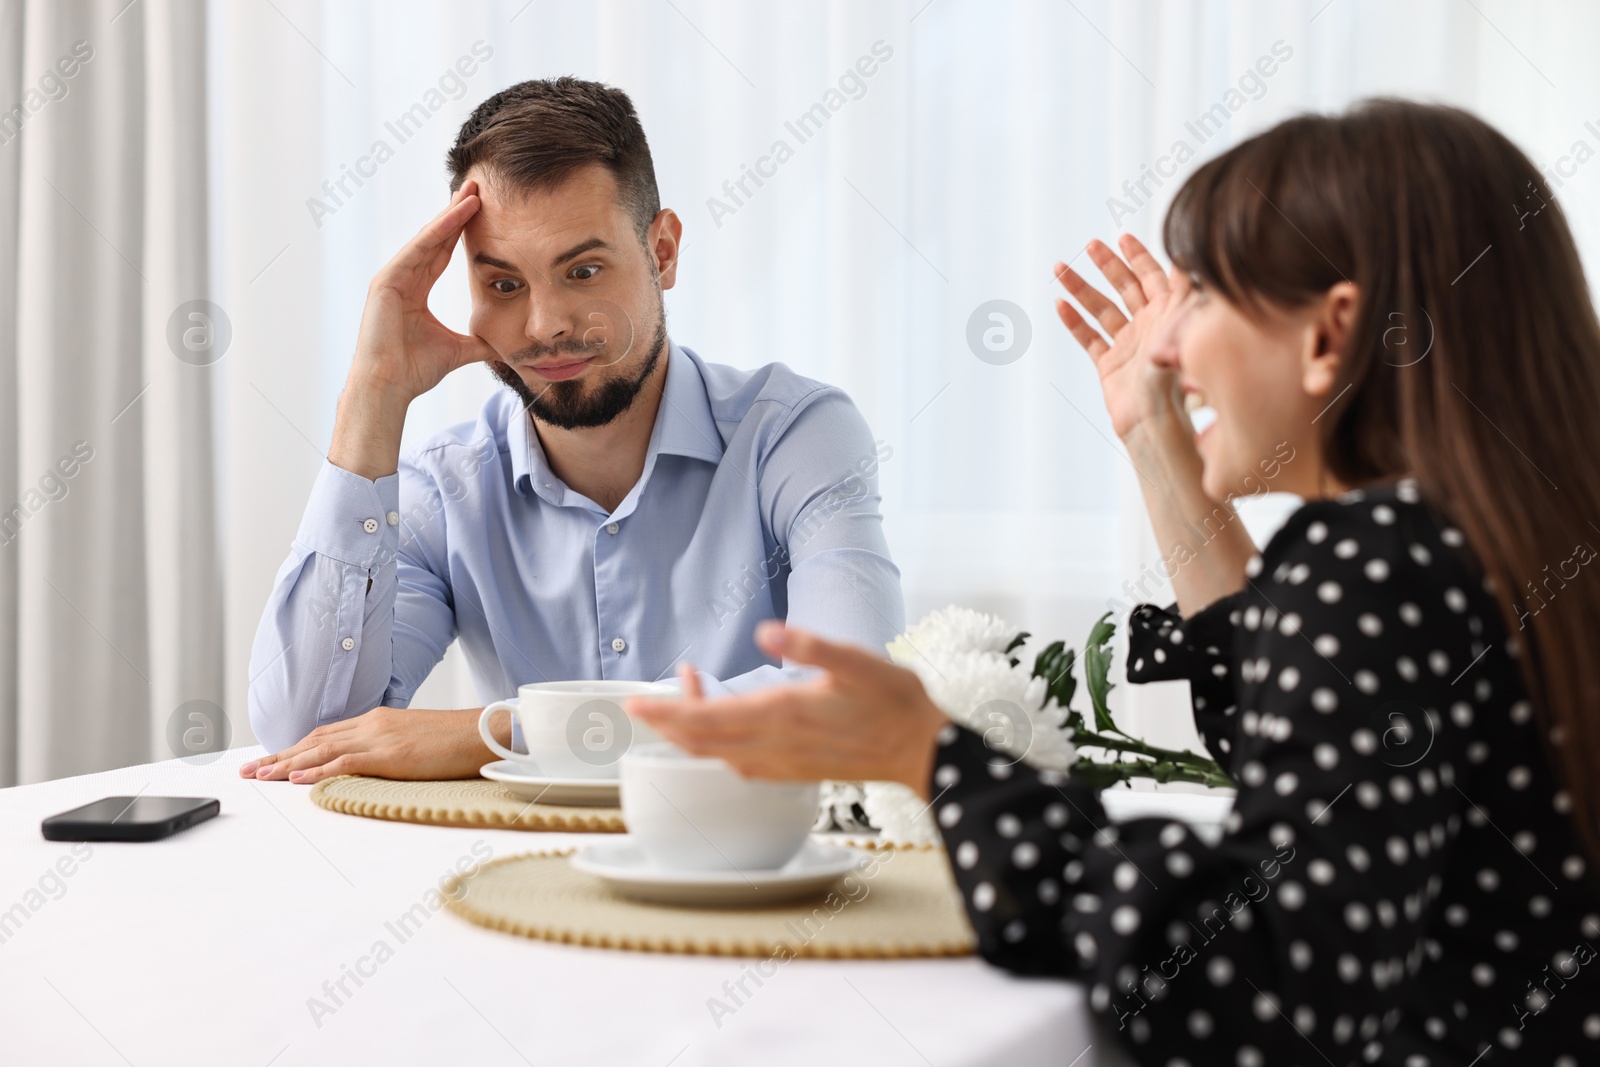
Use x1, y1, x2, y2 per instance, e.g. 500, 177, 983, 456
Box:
1301, 281, 1360, 398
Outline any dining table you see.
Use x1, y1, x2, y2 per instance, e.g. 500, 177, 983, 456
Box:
1, 745, 1231, 1067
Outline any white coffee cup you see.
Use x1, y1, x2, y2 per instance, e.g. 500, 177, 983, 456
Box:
479, 681, 676, 780
620, 742, 821, 871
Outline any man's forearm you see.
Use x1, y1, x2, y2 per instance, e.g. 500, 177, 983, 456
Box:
1123, 413, 1257, 618
328, 379, 411, 481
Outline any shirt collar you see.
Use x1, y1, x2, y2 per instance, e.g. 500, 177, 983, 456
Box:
510, 339, 725, 501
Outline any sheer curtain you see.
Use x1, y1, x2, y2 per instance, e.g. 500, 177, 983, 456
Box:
4, 0, 1597, 782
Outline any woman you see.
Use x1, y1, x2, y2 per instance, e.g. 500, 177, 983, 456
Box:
630, 100, 1600, 1066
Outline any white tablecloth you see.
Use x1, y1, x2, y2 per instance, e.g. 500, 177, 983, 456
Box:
1, 748, 1228, 1067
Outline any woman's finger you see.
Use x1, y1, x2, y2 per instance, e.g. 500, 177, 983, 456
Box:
755, 622, 888, 682
678, 661, 705, 700
626, 663, 712, 723
1054, 262, 1129, 338
1054, 298, 1111, 360
628, 683, 770, 734
1118, 233, 1172, 301
636, 701, 769, 747
1087, 239, 1149, 314
1143, 267, 1199, 353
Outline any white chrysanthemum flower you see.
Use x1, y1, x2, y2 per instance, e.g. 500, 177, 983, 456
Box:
893, 609, 1077, 773
869, 607, 1079, 844
928, 651, 1076, 770
887, 605, 1021, 668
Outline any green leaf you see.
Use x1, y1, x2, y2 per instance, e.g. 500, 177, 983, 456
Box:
1084, 610, 1116, 734
1031, 640, 1077, 712
1004, 631, 1031, 655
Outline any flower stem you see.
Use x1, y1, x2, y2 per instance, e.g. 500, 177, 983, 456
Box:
1070, 756, 1234, 790
1072, 729, 1216, 768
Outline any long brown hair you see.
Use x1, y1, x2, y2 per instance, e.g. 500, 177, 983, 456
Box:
1163, 98, 1600, 862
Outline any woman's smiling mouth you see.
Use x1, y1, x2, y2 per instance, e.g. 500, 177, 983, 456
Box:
1184, 389, 1218, 439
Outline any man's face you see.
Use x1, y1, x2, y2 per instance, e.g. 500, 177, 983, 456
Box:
462, 163, 678, 429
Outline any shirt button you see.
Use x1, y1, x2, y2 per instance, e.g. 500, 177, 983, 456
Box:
611, 637, 627, 653
362, 518, 379, 534
605, 522, 619, 535
386, 511, 399, 526
341, 637, 355, 651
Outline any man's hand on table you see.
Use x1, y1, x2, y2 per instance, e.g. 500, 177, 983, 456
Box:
238, 706, 505, 784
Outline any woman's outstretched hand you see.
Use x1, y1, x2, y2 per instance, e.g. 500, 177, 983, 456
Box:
1053, 234, 1198, 441
626, 623, 950, 800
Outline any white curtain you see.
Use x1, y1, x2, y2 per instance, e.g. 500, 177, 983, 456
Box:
6, 0, 1599, 781
0, 0, 218, 786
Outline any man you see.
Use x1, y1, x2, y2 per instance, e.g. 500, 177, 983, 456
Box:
242, 77, 902, 784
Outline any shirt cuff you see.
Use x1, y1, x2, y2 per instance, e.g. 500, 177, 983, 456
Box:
294, 460, 402, 568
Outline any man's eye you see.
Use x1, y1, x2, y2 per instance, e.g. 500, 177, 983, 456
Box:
490, 279, 521, 295
571, 265, 600, 281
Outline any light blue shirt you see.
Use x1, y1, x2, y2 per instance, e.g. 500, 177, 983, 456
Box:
247, 342, 904, 753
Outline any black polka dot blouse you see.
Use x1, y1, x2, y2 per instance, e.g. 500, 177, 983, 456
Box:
928, 479, 1600, 1066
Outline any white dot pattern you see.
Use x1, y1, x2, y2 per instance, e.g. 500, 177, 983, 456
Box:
925, 480, 1599, 1064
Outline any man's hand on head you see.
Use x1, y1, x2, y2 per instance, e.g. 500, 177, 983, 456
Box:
238, 706, 505, 785
328, 178, 498, 482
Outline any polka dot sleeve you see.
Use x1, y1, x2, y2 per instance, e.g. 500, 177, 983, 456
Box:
927, 491, 1535, 1065
1126, 599, 1239, 766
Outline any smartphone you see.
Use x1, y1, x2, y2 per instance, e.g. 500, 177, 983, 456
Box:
41, 796, 220, 842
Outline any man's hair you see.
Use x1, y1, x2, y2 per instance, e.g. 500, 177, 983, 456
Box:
446, 76, 660, 240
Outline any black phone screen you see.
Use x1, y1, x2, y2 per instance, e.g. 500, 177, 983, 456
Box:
41, 796, 220, 841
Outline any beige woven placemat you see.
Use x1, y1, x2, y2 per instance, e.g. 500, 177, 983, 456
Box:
441, 846, 976, 958
306, 774, 945, 846
308, 775, 625, 832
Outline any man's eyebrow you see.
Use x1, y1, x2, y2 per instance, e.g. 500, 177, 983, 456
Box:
472, 237, 613, 275
472, 252, 524, 274
551, 237, 612, 267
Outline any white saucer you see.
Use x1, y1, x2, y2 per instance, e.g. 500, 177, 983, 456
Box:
569, 839, 867, 906
479, 761, 620, 807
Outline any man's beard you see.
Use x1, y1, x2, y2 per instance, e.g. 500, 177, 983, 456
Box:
490, 304, 667, 431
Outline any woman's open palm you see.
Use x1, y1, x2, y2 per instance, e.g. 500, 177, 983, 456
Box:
1053, 234, 1196, 440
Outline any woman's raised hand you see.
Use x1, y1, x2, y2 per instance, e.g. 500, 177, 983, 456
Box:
1053, 234, 1197, 441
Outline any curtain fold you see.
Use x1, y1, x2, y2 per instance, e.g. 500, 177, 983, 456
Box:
143, 0, 223, 767
0, 0, 22, 786
1, 0, 216, 785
